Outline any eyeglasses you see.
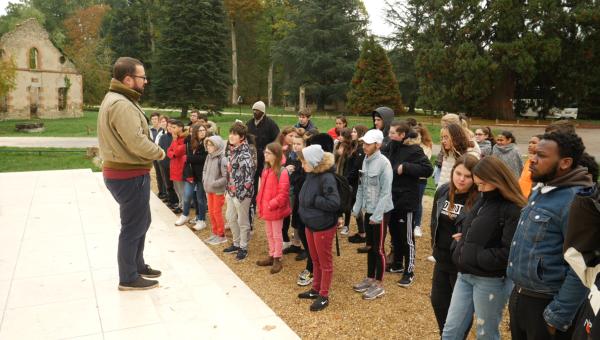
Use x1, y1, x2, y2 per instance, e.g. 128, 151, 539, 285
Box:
475, 133, 485, 136
131, 75, 148, 81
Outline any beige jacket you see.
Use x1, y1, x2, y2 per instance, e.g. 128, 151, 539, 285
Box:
97, 81, 165, 170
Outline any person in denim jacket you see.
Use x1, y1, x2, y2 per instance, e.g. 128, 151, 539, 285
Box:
351, 129, 394, 300
507, 132, 594, 339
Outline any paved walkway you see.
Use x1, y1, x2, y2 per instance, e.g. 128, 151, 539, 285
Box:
0, 169, 298, 340
0, 136, 98, 148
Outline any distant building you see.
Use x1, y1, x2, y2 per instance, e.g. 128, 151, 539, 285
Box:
0, 18, 83, 120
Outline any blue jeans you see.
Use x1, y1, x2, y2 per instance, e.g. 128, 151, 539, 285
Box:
183, 181, 207, 220
104, 174, 151, 283
442, 273, 513, 340
414, 181, 427, 227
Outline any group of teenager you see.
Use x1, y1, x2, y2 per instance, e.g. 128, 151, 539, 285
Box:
148, 100, 599, 338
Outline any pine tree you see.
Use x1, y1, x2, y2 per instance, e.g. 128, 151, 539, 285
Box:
274, 0, 367, 110
151, 0, 230, 115
347, 37, 404, 115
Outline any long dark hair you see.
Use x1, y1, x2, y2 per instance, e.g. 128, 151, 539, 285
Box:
352, 124, 369, 155
190, 123, 207, 151
442, 123, 470, 158
472, 156, 527, 208
448, 154, 479, 212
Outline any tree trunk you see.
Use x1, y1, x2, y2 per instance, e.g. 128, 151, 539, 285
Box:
267, 62, 273, 107
299, 85, 306, 111
146, 3, 155, 53
231, 20, 239, 105
486, 72, 516, 120
180, 105, 188, 119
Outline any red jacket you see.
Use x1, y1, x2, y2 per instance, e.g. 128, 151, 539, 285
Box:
327, 127, 338, 140
167, 136, 187, 181
257, 167, 291, 221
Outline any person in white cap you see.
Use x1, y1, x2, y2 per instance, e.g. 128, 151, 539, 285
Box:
246, 101, 280, 227
351, 129, 394, 300
296, 144, 340, 311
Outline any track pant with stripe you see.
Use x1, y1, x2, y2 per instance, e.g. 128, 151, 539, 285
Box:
389, 209, 415, 274
364, 212, 389, 281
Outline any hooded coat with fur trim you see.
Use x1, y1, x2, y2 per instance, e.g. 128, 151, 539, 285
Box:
257, 167, 292, 221
298, 153, 341, 231
202, 135, 227, 194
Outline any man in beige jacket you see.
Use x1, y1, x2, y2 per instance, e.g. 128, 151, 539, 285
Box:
98, 57, 165, 291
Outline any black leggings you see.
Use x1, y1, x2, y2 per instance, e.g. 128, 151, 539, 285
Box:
345, 185, 365, 234
282, 215, 291, 242
364, 212, 388, 281
297, 226, 313, 273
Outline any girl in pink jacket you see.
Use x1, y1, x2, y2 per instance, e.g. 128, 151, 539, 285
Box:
256, 142, 292, 274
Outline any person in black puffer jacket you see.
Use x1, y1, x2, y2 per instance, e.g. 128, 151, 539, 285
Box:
442, 156, 527, 340
177, 123, 209, 229
296, 144, 340, 312
157, 121, 178, 208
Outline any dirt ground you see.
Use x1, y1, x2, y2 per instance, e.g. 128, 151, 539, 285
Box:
151, 168, 511, 340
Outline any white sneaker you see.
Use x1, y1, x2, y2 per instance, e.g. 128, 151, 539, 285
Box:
414, 226, 423, 237
192, 220, 206, 231
340, 225, 349, 235
210, 236, 228, 245
427, 255, 436, 263
175, 215, 189, 226
282, 241, 291, 250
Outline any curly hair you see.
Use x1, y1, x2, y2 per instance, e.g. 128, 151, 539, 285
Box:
579, 152, 598, 183
442, 123, 470, 158
542, 132, 585, 170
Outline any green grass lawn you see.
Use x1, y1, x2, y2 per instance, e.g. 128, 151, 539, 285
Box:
0, 147, 100, 172
0, 110, 443, 143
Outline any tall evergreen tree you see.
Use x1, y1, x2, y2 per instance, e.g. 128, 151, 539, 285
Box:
151, 0, 230, 115
274, 0, 367, 110
347, 37, 403, 115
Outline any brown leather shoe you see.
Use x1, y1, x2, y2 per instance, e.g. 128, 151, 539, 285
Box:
256, 256, 273, 266
270, 257, 283, 274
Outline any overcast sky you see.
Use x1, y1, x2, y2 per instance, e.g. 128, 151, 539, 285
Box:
0, 0, 396, 37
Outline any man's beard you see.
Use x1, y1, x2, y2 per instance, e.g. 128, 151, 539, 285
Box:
531, 162, 559, 183
254, 111, 264, 120
133, 84, 145, 94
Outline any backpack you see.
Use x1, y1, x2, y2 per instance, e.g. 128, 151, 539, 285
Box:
320, 172, 352, 216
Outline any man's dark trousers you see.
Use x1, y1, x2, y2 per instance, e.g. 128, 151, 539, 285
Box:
105, 173, 151, 283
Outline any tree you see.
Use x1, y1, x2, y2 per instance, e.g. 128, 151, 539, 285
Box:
224, 0, 263, 105
347, 36, 403, 115
0, 56, 17, 99
63, 5, 112, 104
0, 2, 46, 36
151, 0, 230, 116
274, 0, 367, 110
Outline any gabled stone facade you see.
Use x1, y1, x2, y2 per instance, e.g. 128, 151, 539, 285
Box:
0, 18, 83, 120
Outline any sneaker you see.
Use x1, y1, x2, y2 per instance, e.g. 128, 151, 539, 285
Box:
174, 214, 189, 226
414, 226, 423, 237
118, 276, 159, 291
282, 241, 291, 250
223, 245, 241, 254
283, 245, 303, 254
295, 251, 308, 261
310, 295, 329, 311
172, 207, 182, 214
340, 225, 349, 235
398, 272, 415, 288
139, 264, 161, 278
236, 249, 248, 261
192, 220, 206, 231
297, 273, 313, 286
298, 288, 319, 299
211, 236, 228, 245
427, 255, 436, 263
386, 264, 404, 273
363, 283, 385, 300
205, 234, 217, 243
348, 234, 366, 243
357, 246, 370, 254
353, 277, 374, 293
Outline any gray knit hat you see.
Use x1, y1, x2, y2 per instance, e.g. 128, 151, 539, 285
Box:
302, 144, 324, 168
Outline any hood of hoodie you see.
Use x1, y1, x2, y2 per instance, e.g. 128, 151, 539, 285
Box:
372, 107, 394, 137
547, 165, 593, 188
205, 135, 225, 158
493, 143, 516, 154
